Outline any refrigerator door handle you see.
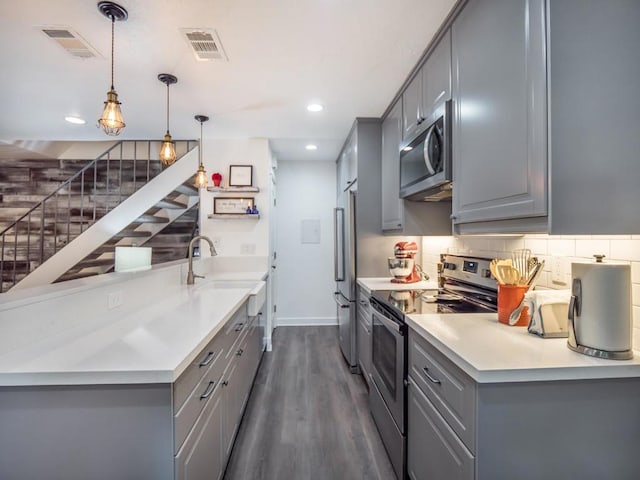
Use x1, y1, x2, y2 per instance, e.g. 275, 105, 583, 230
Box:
334, 207, 345, 281
334, 292, 351, 309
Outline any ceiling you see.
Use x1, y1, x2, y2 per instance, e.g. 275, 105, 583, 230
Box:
0, 0, 456, 163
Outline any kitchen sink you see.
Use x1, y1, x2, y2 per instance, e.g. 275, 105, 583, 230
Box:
209, 280, 266, 316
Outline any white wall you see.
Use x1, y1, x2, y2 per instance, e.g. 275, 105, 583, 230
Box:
198, 138, 270, 261
275, 160, 337, 326
422, 234, 640, 347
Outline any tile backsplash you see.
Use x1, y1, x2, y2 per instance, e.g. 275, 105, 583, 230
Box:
421, 235, 640, 347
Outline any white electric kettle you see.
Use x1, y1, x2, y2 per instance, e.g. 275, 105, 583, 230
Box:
567, 255, 633, 360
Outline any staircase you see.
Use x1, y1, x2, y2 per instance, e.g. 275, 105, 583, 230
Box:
56, 181, 200, 282
0, 140, 199, 292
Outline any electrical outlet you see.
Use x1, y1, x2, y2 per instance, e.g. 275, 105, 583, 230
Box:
551, 256, 567, 285
107, 291, 123, 309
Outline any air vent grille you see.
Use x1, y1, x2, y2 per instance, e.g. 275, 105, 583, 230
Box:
181, 28, 228, 61
38, 26, 99, 59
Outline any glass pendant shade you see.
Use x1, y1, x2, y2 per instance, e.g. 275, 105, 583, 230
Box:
194, 114, 210, 189
160, 133, 177, 166
194, 163, 208, 189
98, 88, 125, 135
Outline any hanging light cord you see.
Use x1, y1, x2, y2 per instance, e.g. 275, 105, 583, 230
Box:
166, 83, 170, 134
199, 120, 204, 166
110, 16, 115, 90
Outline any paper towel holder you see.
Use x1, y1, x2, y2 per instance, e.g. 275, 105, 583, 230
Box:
568, 274, 633, 360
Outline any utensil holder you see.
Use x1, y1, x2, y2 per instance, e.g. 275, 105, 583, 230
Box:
498, 284, 530, 326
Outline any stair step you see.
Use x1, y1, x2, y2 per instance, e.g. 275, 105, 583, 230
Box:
155, 198, 188, 210
112, 230, 153, 239
73, 258, 114, 269
134, 214, 169, 224
174, 184, 199, 196
56, 271, 100, 282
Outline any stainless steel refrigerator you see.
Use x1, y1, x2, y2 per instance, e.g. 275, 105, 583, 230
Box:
334, 190, 357, 371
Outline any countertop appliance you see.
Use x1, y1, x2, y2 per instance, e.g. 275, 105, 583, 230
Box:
368, 254, 496, 480
568, 255, 634, 360
399, 100, 452, 201
388, 241, 421, 284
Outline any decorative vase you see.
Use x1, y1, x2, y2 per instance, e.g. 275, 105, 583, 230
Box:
212, 172, 222, 187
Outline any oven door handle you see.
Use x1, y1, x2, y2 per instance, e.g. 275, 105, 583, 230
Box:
372, 308, 403, 335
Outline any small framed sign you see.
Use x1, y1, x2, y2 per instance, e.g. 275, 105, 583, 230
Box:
229, 165, 253, 187
213, 197, 254, 215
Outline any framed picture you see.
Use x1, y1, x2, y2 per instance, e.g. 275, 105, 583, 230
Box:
213, 197, 254, 215
229, 165, 253, 187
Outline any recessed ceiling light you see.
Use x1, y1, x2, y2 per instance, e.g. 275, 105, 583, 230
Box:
402, 146, 413, 151
305, 144, 318, 151
65, 116, 86, 125
306, 103, 324, 112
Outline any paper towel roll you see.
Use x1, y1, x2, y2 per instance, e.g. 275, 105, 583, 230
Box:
571, 260, 632, 352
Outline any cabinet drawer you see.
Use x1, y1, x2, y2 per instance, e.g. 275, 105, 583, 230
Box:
357, 288, 371, 321
174, 333, 226, 414
408, 382, 474, 480
174, 344, 227, 453
409, 331, 476, 453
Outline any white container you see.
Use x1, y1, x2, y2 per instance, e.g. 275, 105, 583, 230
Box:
569, 256, 633, 359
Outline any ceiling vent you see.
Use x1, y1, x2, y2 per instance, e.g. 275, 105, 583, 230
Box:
180, 28, 228, 62
38, 26, 100, 59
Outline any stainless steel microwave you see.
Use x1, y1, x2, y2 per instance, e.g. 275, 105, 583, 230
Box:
399, 99, 452, 201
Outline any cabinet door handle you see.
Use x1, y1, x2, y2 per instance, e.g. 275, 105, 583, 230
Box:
199, 381, 216, 400
198, 351, 216, 368
222, 380, 229, 387
422, 367, 441, 385
234, 322, 244, 332
236, 348, 244, 357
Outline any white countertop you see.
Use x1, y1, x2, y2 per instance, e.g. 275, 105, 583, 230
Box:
0, 269, 267, 387
407, 313, 640, 383
357, 277, 438, 293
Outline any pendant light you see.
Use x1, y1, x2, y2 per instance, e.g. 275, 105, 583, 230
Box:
97, 2, 128, 136
158, 73, 178, 166
194, 115, 209, 189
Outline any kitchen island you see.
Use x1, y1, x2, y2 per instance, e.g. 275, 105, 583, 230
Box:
0, 257, 268, 480
406, 313, 640, 480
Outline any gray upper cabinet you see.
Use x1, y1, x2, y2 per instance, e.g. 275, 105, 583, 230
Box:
402, 30, 452, 145
402, 72, 423, 142
451, 0, 547, 232
548, 0, 640, 234
422, 29, 451, 128
381, 100, 404, 231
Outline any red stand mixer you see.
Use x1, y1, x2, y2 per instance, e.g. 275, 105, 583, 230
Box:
388, 241, 422, 283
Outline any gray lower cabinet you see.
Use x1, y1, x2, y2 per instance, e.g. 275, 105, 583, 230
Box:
407, 328, 640, 479
175, 386, 225, 480
0, 300, 263, 480
407, 382, 474, 480
451, 0, 547, 232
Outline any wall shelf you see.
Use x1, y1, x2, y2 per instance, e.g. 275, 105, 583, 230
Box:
207, 214, 261, 220
207, 186, 260, 193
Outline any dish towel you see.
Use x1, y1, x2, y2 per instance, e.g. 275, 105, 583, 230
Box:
526, 289, 571, 338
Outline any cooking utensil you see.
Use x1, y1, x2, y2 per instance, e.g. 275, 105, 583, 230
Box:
508, 299, 527, 325
498, 264, 520, 285
512, 249, 531, 284
525, 260, 545, 289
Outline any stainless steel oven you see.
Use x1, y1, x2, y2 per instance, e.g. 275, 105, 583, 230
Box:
369, 295, 407, 480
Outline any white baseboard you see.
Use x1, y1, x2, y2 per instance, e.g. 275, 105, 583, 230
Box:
276, 316, 337, 327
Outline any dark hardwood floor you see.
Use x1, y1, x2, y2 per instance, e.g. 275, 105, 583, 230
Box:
224, 326, 396, 480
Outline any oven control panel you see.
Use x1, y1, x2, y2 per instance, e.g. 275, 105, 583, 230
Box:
440, 254, 497, 291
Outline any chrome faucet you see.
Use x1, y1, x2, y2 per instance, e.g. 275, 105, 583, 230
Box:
187, 235, 217, 285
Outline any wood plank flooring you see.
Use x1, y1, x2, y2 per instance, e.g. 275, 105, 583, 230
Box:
224, 326, 396, 480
